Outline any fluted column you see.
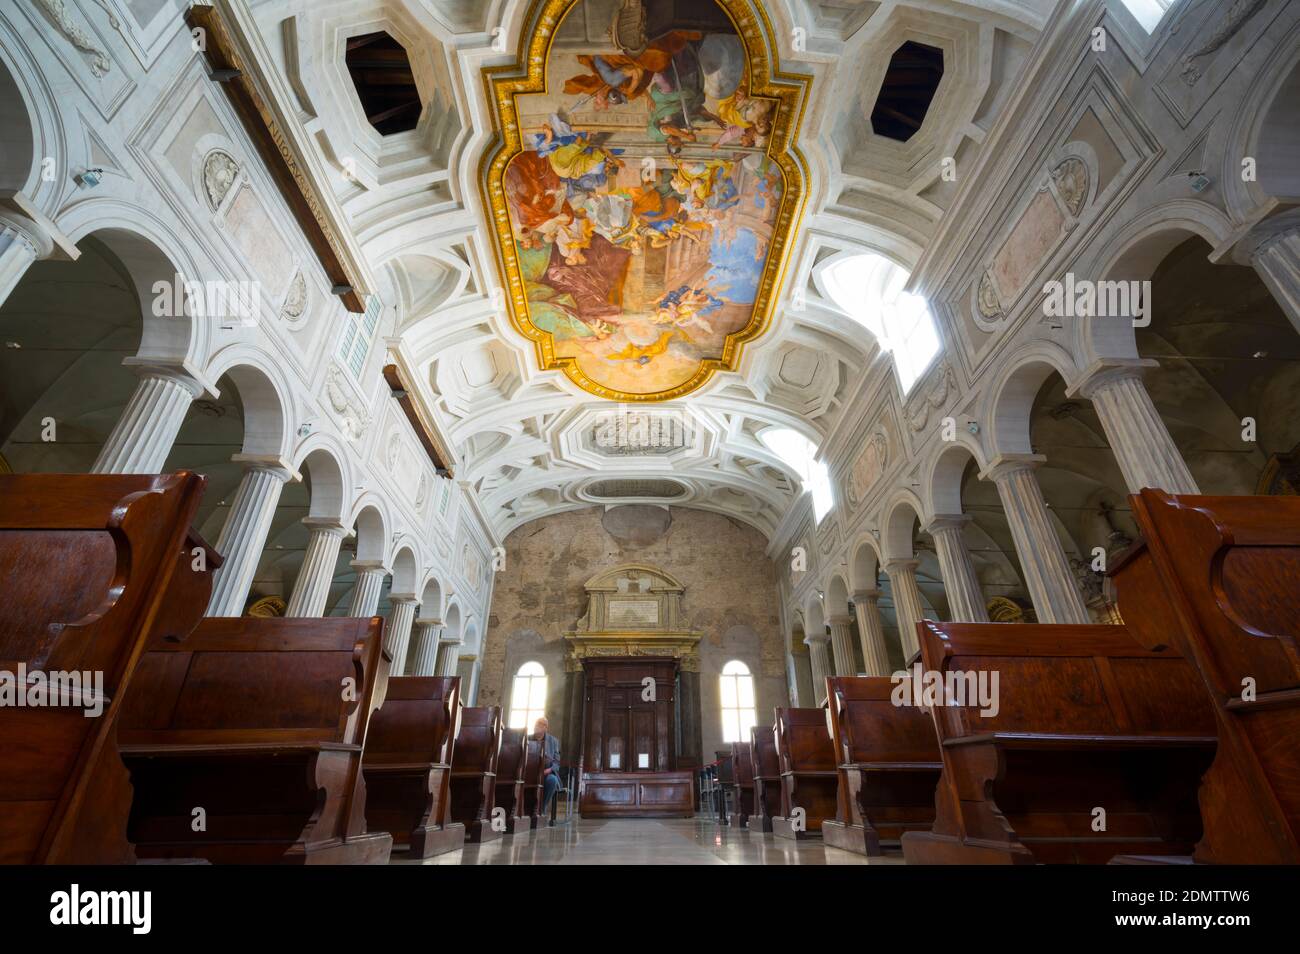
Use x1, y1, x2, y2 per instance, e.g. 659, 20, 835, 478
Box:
884, 559, 926, 659
827, 614, 857, 676
384, 595, 418, 672
91, 365, 204, 474
0, 197, 75, 308
852, 589, 892, 676
1069, 360, 1199, 495
285, 519, 347, 618
925, 515, 990, 622
409, 620, 442, 676
348, 560, 388, 617
206, 458, 294, 616
1250, 229, 1300, 337
804, 632, 832, 704
982, 455, 1090, 624
435, 638, 463, 678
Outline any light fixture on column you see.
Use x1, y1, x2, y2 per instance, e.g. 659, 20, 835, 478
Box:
74, 168, 104, 188
1186, 171, 1211, 193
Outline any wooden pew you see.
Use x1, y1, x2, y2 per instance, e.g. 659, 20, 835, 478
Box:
449, 705, 503, 843
118, 616, 393, 864
0, 472, 207, 865
494, 727, 529, 837
1112, 490, 1300, 864
520, 734, 545, 830
362, 675, 466, 858
728, 740, 754, 830
747, 723, 781, 833
901, 620, 1217, 865
822, 676, 942, 856
770, 707, 838, 839
715, 748, 735, 824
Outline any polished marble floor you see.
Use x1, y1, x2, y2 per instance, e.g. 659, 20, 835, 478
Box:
394, 816, 906, 865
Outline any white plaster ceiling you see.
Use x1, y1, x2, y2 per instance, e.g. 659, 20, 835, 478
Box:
250, 0, 1047, 538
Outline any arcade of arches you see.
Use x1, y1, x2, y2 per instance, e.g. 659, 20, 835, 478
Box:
2, 0, 1300, 868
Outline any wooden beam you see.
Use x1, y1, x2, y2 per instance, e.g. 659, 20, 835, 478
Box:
187, 4, 367, 313
382, 363, 455, 477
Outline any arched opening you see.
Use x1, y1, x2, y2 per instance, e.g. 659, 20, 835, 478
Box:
508, 660, 548, 730
719, 660, 757, 743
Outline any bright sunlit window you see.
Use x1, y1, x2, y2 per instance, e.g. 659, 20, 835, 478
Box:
760, 427, 833, 523
821, 253, 940, 393
719, 660, 757, 744
508, 661, 547, 730
1119, 0, 1177, 33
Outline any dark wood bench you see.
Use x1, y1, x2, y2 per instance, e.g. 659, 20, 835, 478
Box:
450, 705, 502, 843
520, 735, 545, 829
771, 707, 838, 839
118, 616, 392, 864
728, 740, 754, 830
1113, 490, 1300, 864
747, 722, 781, 833
494, 727, 528, 837
823, 675, 942, 856
362, 675, 465, 858
0, 472, 206, 865
900, 620, 1217, 865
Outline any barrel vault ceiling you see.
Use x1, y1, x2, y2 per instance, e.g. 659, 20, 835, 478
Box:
247, 0, 1047, 538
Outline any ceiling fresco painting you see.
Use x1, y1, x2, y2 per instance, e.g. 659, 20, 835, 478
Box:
482, 0, 810, 401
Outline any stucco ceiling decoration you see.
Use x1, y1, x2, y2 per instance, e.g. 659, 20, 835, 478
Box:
479, 0, 810, 401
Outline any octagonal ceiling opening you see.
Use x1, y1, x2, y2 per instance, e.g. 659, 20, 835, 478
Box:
869, 40, 944, 143
345, 31, 422, 136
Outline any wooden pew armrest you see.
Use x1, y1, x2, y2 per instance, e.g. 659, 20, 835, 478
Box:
942, 732, 1217, 751
844, 761, 944, 772
120, 741, 361, 757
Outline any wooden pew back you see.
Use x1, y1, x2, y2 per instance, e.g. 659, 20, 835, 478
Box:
916, 621, 1215, 743
120, 616, 384, 748
772, 707, 838, 835
0, 472, 205, 865
826, 675, 937, 764
450, 705, 503, 842
365, 675, 460, 765
1116, 489, 1300, 863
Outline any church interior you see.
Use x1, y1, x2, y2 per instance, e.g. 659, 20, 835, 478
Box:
2, 0, 1300, 892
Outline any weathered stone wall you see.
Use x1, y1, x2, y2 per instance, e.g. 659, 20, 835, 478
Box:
480, 505, 789, 763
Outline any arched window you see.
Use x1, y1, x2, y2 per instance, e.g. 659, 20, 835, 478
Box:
760, 427, 834, 523
719, 660, 758, 744
508, 661, 547, 730
821, 252, 940, 393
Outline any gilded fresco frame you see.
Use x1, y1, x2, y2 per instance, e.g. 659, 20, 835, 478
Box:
478, 0, 811, 402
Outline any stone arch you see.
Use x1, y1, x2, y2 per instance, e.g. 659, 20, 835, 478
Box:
349, 498, 389, 564
390, 544, 419, 596
462, 616, 481, 654
443, 597, 462, 637
824, 573, 850, 618
293, 438, 350, 523
986, 343, 1079, 458
204, 351, 293, 460
0, 32, 62, 204
58, 206, 208, 371
926, 438, 986, 517
422, 578, 446, 620
1077, 203, 1232, 365
803, 594, 826, 638
849, 535, 882, 591
881, 490, 926, 562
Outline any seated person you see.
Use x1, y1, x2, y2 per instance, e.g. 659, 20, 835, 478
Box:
533, 717, 561, 824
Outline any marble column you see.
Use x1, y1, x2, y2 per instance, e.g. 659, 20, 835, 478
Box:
884, 559, 926, 659
434, 636, 461, 678
206, 457, 293, 616
1250, 229, 1300, 338
408, 621, 441, 676
982, 455, 1090, 624
348, 560, 388, 617
827, 614, 857, 676
285, 519, 347, 618
851, 589, 892, 676
0, 198, 75, 309
1069, 360, 1199, 495
804, 632, 832, 703
925, 515, 990, 622
384, 595, 418, 675
91, 365, 205, 474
